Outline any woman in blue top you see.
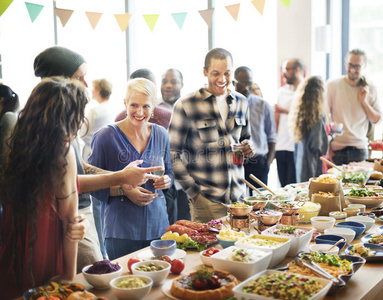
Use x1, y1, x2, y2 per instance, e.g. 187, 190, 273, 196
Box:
89, 78, 173, 259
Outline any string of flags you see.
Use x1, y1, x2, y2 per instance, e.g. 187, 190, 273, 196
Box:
0, 0, 291, 32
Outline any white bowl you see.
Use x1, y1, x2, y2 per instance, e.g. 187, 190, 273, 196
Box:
346, 216, 375, 232
82, 264, 122, 289
324, 227, 355, 244
348, 204, 366, 212
235, 234, 291, 268
233, 269, 332, 300
209, 246, 272, 281
261, 224, 314, 257
131, 260, 170, 285
310, 216, 336, 232
329, 211, 347, 219
110, 275, 153, 300
309, 243, 340, 255
199, 249, 213, 267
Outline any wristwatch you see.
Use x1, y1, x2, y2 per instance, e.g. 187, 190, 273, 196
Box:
118, 186, 124, 201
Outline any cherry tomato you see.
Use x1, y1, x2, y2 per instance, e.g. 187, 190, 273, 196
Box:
127, 257, 143, 273
204, 247, 220, 257
170, 258, 185, 274
194, 278, 208, 290
158, 255, 173, 264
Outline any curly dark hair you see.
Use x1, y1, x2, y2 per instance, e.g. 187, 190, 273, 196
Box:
289, 76, 326, 143
2, 77, 88, 288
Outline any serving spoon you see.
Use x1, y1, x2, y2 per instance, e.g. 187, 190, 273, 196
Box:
326, 238, 345, 252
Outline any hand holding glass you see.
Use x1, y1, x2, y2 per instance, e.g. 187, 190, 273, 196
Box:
151, 156, 165, 197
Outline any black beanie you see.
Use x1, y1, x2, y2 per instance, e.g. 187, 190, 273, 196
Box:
34, 46, 86, 78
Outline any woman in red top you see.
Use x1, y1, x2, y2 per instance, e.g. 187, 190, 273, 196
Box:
0, 77, 88, 299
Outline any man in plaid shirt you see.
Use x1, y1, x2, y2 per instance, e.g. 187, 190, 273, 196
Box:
169, 48, 254, 223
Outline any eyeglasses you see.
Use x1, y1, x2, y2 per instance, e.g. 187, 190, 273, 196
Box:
347, 63, 362, 70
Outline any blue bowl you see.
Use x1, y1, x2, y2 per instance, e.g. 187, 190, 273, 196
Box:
335, 221, 366, 238
357, 212, 375, 220
314, 234, 346, 251
217, 237, 235, 248
150, 239, 176, 257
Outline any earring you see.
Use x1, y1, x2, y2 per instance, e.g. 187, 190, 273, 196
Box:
151, 112, 154, 118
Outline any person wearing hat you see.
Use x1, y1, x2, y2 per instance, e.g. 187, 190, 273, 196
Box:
33, 46, 161, 270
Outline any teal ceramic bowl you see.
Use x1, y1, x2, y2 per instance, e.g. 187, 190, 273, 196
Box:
217, 237, 236, 248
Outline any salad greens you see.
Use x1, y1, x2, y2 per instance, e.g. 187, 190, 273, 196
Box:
177, 237, 206, 252
339, 171, 368, 185
346, 187, 379, 197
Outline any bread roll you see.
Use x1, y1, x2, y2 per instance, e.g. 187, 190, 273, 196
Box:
370, 171, 383, 179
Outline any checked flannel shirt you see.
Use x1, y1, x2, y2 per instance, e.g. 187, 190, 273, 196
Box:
169, 87, 251, 204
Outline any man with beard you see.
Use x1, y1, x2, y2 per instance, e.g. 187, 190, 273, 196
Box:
327, 49, 381, 165
275, 59, 304, 187
158, 69, 184, 110
169, 48, 254, 223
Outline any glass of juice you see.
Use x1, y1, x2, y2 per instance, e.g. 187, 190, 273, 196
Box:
232, 144, 244, 165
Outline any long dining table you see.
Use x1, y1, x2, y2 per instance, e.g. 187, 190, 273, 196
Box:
70, 214, 383, 300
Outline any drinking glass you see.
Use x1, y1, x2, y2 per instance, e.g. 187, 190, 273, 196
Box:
150, 156, 165, 197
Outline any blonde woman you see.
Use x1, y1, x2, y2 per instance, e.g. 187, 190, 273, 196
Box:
288, 76, 329, 182
88, 78, 173, 259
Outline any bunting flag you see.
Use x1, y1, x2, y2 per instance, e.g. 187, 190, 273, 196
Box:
171, 12, 187, 30
55, 8, 74, 27
0, 0, 13, 17
280, 0, 291, 8
25, 2, 44, 23
85, 11, 102, 30
252, 0, 266, 15
225, 4, 240, 21
143, 14, 159, 32
114, 13, 131, 32
199, 8, 214, 28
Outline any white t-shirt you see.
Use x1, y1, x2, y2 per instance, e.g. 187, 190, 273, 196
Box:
276, 85, 295, 152
327, 77, 381, 150
216, 94, 229, 123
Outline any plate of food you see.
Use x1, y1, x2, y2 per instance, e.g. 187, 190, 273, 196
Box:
361, 232, 383, 245
344, 187, 383, 206
23, 282, 87, 300
345, 243, 383, 262
278, 252, 365, 295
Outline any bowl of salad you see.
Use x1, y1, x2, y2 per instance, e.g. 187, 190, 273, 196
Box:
345, 187, 383, 207
336, 166, 372, 186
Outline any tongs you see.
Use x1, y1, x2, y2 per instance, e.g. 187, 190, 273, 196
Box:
294, 257, 342, 285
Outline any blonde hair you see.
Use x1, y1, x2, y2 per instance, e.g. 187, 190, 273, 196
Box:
288, 76, 327, 143
125, 78, 157, 106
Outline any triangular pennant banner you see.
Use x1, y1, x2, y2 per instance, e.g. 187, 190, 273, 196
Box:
225, 4, 240, 21
280, 0, 291, 8
171, 12, 187, 30
114, 13, 131, 32
252, 0, 266, 15
55, 8, 74, 27
85, 12, 102, 30
25, 2, 44, 23
143, 14, 159, 32
199, 8, 214, 28
0, 0, 13, 17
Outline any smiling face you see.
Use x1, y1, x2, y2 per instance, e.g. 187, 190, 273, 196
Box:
125, 91, 154, 127
204, 58, 232, 96
345, 53, 366, 83
161, 70, 183, 105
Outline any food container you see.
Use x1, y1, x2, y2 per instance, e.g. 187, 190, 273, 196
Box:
225, 203, 253, 216
298, 202, 321, 223
243, 196, 269, 210
235, 234, 291, 268
233, 269, 332, 300
329, 211, 347, 219
254, 210, 283, 225
217, 229, 248, 248
336, 221, 366, 238
232, 144, 245, 165
357, 212, 376, 220
324, 227, 355, 245
131, 261, 171, 285
310, 216, 336, 232
343, 207, 360, 217
348, 204, 366, 212
345, 216, 375, 232
150, 239, 176, 257
110, 275, 153, 300
82, 263, 122, 289
309, 243, 340, 255
314, 234, 346, 251
210, 246, 272, 281
261, 224, 313, 257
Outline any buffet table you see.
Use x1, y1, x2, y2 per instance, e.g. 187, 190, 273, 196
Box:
71, 217, 383, 300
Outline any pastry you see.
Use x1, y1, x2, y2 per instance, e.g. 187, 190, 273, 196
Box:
170, 268, 238, 300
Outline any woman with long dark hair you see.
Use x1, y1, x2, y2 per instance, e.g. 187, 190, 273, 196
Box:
0, 77, 88, 298
288, 76, 329, 182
